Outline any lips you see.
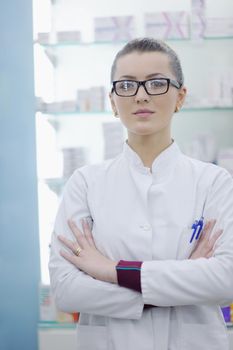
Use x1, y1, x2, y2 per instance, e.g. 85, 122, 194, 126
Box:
133, 108, 154, 117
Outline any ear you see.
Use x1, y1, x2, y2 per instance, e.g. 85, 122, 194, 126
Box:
177, 86, 187, 109
109, 91, 118, 116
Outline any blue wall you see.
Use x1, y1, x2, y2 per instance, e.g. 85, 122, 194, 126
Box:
0, 1, 40, 349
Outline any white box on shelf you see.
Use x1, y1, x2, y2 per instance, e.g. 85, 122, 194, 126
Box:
56, 31, 81, 43
207, 70, 233, 107
217, 148, 233, 176
77, 86, 106, 112
145, 11, 190, 40
62, 147, 88, 178
205, 17, 233, 38
60, 100, 77, 113
89, 86, 106, 111
76, 89, 90, 112
94, 16, 135, 42
37, 32, 51, 44
45, 102, 63, 113
102, 122, 124, 159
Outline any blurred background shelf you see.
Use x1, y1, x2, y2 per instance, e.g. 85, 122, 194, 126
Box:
37, 106, 233, 117
36, 35, 233, 48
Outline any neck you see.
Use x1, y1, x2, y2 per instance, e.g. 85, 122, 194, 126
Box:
127, 133, 173, 169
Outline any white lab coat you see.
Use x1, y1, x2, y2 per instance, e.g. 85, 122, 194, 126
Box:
49, 141, 233, 350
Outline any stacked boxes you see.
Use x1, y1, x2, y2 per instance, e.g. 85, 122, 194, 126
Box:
76, 90, 90, 112
36, 101, 77, 114
62, 147, 88, 178
145, 11, 190, 40
89, 86, 106, 112
207, 71, 233, 107
36, 86, 106, 114
102, 122, 125, 160
56, 30, 81, 44
37, 31, 81, 45
77, 86, 105, 112
94, 16, 135, 42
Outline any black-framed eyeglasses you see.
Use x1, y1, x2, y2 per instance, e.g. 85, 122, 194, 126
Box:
111, 78, 181, 97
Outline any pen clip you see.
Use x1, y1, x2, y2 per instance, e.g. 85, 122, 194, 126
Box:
189, 217, 204, 243
195, 217, 204, 240
190, 220, 198, 243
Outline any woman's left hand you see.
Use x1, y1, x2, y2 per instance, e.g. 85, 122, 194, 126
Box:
58, 219, 117, 284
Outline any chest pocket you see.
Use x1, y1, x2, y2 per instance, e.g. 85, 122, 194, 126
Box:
176, 226, 200, 260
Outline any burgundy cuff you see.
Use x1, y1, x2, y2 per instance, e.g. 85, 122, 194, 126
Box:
116, 260, 143, 293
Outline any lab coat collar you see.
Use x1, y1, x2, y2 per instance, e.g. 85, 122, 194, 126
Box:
123, 139, 182, 179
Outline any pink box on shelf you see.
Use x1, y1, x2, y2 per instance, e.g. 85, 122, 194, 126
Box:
145, 11, 190, 40
191, 0, 206, 39
94, 16, 135, 42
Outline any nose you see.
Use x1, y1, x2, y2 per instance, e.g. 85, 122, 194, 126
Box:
134, 84, 150, 103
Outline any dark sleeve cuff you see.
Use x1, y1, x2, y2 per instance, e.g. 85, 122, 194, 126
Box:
116, 260, 143, 293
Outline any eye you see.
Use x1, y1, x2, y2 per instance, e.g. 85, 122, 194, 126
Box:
117, 81, 136, 90
149, 79, 167, 88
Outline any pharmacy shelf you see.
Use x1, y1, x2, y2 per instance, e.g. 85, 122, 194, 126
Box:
36, 36, 233, 48
39, 322, 76, 330
38, 106, 233, 117
43, 178, 67, 196
39, 322, 233, 330
38, 322, 232, 329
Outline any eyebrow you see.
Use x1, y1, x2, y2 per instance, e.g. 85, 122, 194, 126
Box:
118, 73, 166, 80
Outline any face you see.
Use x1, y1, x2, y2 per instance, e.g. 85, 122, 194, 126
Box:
109, 51, 186, 141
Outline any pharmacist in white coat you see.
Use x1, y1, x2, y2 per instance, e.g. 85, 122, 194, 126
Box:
49, 38, 233, 350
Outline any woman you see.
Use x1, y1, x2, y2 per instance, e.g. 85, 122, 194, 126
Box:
49, 38, 233, 350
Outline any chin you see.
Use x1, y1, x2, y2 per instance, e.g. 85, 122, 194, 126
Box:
130, 128, 159, 136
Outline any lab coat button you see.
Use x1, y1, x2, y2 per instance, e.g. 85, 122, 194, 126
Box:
140, 224, 151, 231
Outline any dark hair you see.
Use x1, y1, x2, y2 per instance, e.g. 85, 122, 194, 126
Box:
110, 37, 184, 86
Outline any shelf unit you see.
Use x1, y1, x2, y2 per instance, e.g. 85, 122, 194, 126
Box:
38, 106, 233, 117
34, 2, 233, 336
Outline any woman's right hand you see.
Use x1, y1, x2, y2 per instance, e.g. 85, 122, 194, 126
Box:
189, 219, 223, 260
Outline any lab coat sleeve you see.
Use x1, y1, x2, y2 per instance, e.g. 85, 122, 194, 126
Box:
49, 169, 144, 319
141, 168, 233, 307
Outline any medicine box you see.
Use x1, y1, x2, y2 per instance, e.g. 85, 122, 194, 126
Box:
145, 11, 190, 40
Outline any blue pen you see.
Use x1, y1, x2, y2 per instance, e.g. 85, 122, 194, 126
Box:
195, 216, 204, 240
190, 220, 199, 243
190, 217, 204, 243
